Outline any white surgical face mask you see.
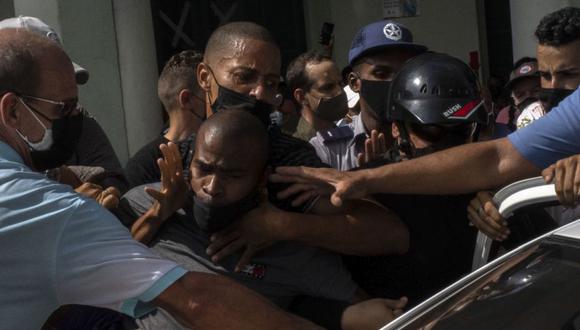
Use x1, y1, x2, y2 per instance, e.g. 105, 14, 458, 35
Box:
15, 97, 54, 151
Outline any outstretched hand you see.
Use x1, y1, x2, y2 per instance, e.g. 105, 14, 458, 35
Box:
145, 142, 187, 221
542, 154, 580, 206
206, 193, 281, 271
271, 166, 369, 207
357, 129, 387, 167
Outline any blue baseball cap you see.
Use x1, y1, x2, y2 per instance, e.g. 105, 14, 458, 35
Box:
348, 20, 427, 65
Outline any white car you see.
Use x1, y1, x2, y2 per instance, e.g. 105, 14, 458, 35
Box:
381, 177, 580, 330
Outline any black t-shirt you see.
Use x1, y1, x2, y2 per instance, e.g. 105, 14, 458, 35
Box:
124, 135, 169, 189
267, 125, 328, 212
66, 114, 128, 193
345, 151, 477, 307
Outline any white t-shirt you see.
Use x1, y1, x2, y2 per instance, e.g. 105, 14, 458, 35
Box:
516, 101, 545, 129
0, 142, 186, 329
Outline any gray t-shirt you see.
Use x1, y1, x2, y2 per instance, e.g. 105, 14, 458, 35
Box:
117, 184, 357, 328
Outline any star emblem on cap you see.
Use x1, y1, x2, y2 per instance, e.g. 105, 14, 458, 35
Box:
519, 65, 531, 74
383, 23, 402, 41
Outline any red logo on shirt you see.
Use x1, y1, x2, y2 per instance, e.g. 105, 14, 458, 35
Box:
238, 264, 267, 279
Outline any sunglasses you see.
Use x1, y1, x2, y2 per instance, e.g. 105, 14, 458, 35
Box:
17, 94, 80, 120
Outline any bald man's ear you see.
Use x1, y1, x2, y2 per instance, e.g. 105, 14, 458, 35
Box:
348, 71, 361, 93
197, 62, 212, 92
0, 93, 20, 128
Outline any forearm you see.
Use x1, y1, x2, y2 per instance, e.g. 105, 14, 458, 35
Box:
280, 199, 408, 255
364, 138, 540, 195
154, 272, 320, 329
130, 203, 165, 244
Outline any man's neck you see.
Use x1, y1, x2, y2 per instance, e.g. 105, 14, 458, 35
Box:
301, 107, 334, 132
360, 107, 388, 135
164, 109, 203, 142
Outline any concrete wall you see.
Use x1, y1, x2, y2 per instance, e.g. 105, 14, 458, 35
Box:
304, 0, 482, 71
112, 0, 162, 159
510, 0, 580, 61
10, 0, 161, 165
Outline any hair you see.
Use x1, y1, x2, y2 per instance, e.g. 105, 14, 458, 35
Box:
535, 7, 580, 46
158, 50, 203, 112
197, 107, 269, 167
512, 57, 537, 70
285, 50, 331, 92
204, 21, 278, 66
0, 29, 65, 95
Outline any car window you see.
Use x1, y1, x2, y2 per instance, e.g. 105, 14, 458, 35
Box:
397, 237, 580, 330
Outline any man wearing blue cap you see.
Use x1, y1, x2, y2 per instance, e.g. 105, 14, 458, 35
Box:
310, 20, 427, 171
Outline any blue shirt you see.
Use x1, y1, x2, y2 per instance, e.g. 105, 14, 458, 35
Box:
310, 114, 368, 171
508, 87, 580, 169
0, 142, 186, 329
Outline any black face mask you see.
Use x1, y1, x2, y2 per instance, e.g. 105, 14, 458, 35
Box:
397, 123, 472, 160
359, 79, 391, 119
210, 83, 273, 128
411, 132, 468, 158
515, 97, 539, 112
30, 113, 84, 171
538, 88, 574, 112
313, 91, 349, 122
193, 190, 260, 234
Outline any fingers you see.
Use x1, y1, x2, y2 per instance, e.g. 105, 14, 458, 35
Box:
365, 136, 373, 163
276, 183, 318, 200
99, 194, 119, 209
542, 165, 555, 183
357, 152, 365, 167
574, 162, 580, 204
378, 132, 386, 155
207, 228, 242, 261
167, 142, 184, 172
157, 157, 169, 189
383, 296, 408, 310
209, 238, 246, 264
467, 204, 508, 241
331, 191, 345, 207
291, 190, 318, 208
235, 246, 258, 272
145, 186, 164, 202
468, 191, 508, 240
107, 187, 121, 199
561, 157, 578, 206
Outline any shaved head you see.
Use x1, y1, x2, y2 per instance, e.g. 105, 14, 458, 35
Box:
204, 21, 278, 66
197, 107, 269, 167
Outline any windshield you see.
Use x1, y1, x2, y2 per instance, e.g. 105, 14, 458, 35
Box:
396, 237, 580, 330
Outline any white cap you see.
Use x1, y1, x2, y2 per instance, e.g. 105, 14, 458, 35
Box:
0, 16, 89, 84
343, 85, 359, 108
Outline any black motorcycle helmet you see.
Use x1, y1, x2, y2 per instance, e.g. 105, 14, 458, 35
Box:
386, 52, 487, 157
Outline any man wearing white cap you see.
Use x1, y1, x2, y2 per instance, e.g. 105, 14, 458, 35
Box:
0, 16, 128, 200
